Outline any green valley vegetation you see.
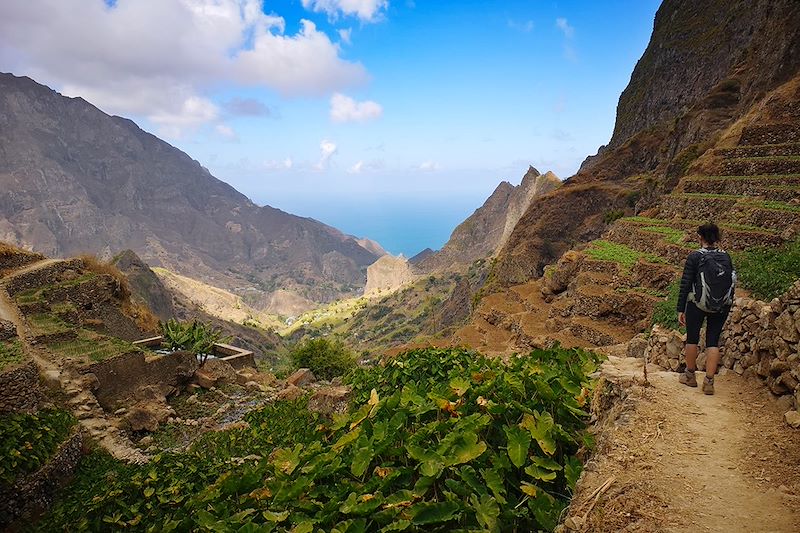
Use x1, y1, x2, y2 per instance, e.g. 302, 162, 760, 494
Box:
584, 240, 665, 270
39, 346, 602, 532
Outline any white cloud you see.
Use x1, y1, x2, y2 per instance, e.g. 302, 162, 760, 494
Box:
348, 160, 365, 173
416, 161, 441, 172
223, 97, 271, 117
338, 28, 352, 45
330, 93, 383, 123
263, 157, 293, 170
0, 0, 368, 137
314, 139, 338, 170
302, 0, 388, 22
555, 17, 576, 61
555, 17, 575, 38
215, 124, 238, 140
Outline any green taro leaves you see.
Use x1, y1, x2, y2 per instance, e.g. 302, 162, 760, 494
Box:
38, 345, 602, 532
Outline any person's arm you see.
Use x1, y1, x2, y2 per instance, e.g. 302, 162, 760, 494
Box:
676, 252, 698, 319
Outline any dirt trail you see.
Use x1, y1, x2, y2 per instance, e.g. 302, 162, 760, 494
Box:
566, 355, 800, 532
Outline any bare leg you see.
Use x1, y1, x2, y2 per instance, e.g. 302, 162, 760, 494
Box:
685, 343, 699, 371
705, 347, 720, 378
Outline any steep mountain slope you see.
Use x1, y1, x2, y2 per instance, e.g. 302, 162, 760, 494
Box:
494, 0, 800, 285
457, 0, 800, 353
418, 167, 560, 272
0, 73, 380, 313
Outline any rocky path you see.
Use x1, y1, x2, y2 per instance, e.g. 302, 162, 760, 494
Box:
565, 356, 800, 532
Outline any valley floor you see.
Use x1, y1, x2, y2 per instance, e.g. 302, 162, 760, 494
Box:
566, 356, 800, 532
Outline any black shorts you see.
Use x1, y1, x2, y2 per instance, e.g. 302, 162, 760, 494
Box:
684, 301, 729, 348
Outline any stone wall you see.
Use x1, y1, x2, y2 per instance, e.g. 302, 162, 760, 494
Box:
642, 280, 800, 415
89, 351, 198, 409
0, 431, 83, 528
0, 360, 42, 414
4, 259, 84, 296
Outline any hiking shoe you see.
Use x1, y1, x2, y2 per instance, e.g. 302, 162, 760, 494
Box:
703, 377, 715, 395
679, 370, 697, 387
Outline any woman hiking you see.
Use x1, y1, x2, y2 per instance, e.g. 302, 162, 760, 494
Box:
676, 222, 737, 395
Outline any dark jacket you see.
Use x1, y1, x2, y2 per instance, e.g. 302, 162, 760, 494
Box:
676, 247, 733, 312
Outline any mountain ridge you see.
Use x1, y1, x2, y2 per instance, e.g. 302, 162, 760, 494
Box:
0, 72, 382, 315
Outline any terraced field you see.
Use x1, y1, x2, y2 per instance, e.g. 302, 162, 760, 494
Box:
453, 122, 800, 352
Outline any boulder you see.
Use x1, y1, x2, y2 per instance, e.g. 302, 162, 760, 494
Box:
775, 311, 799, 343
286, 368, 316, 387
125, 402, 172, 432
194, 358, 237, 389
784, 410, 800, 430
134, 383, 174, 402
626, 333, 648, 358
235, 369, 276, 387
277, 384, 304, 401
307, 386, 352, 415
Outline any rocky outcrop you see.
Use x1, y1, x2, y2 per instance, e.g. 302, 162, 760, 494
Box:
494, 0, 800, 287
113, 250, 174, 321
0, 72, 380, 307
364, 254, 417, 296
418, 167, 560, 273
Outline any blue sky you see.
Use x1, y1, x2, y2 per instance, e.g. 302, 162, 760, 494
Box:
0, 0, 661, 255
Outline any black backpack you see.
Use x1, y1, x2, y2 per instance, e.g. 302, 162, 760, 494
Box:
690, 249, 736, 313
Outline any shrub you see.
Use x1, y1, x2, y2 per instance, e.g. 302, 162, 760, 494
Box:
290, 337, 356, 379
733, 238, 800, 300
40, 347, 602, 532
603, 209, 625, 224
160, 319, 230, 365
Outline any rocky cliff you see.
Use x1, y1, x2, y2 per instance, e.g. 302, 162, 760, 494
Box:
494, 0, 800, 285
418, 167, 560, 272
0, 73, 380, 312
363, 254, 417, 296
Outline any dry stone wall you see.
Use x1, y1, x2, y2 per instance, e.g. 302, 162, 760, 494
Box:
642, 280, 800, 418
0, 360, 42, 414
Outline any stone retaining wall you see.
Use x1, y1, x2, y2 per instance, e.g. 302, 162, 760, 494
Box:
0, 250, 45, 277
4, 259, 85, 296
0, 431, 83, 528
642, 280, 800, 415
0, 360, 42, 414
89, 351, 198, 409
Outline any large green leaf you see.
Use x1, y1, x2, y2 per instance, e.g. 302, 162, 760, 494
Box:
408, 501, 461, 525
449, 433, 487, 465
350, 446, 374, 477
520, 412, 556, 456
503, 425, 530, 468
470, 494, 500, 532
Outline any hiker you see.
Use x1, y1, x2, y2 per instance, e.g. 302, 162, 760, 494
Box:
676, 222, 736, 395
